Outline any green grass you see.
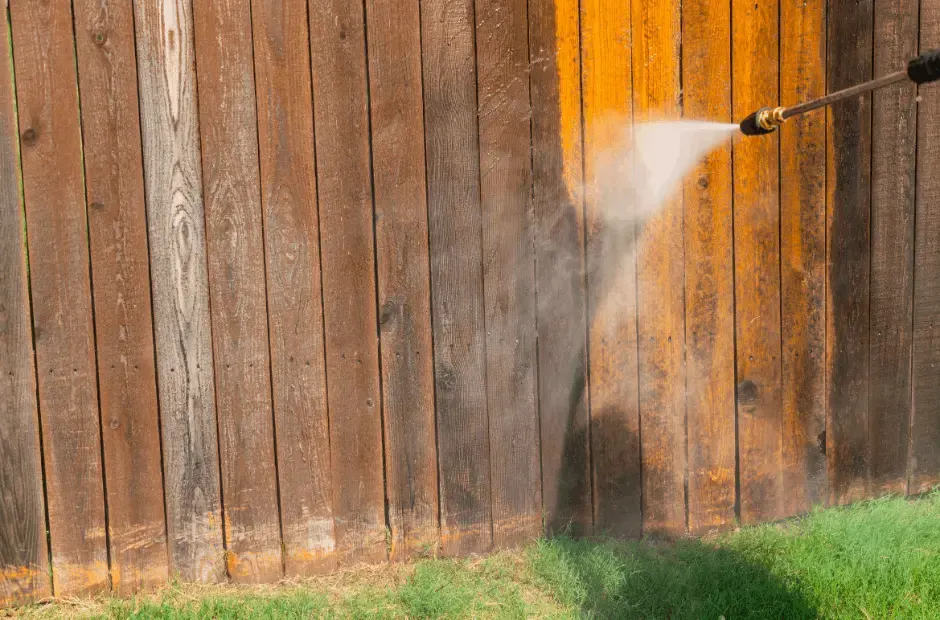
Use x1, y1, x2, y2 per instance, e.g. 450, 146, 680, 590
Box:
11, 491, 940, 619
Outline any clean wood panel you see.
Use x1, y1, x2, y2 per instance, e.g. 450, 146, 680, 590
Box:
732, 0, 784, 524
529, 0, 592, 536
581, 0, 642, 538
780, 0, 829, 515
9, 0, 108, 596
632, 0, 687, 536
132, 0, 225, 583
191, 0, 282, 583
250, 0, 336, 576
868, 0, 918, 495
363, 0, 440, 559
911, 0, 940, 494
0, 9, 50, 606
682, 0, 736, 535
475, 0, 542, 549
73, 0, 168, 594
420, 0, 493, 556
827, 0, 873, 506
308, 0, 387, 564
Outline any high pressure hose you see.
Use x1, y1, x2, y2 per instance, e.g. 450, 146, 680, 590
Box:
739, 48, 940, 136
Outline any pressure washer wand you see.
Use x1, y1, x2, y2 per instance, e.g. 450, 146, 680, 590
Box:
739, 49, 940, 136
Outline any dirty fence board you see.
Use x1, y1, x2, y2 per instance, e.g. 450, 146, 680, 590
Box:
364, 0, 440, 559
308, 0, 387, 564
10, 1, 109, 596
732, 0, 784, 524
528, 0, 592, 536
192, 0, 282, 583
868, 0, 918, 496
251, 0, 336, 575
779, 0, 828, 516
475, 0, 542, 548
827, 0, 873, 505
911, 0, 940, 494
0, 9, 50, 606
682, 0, 736, 535
632, 0, 687, 536
74, 0, 168, 594
133, 0, 224, 583
581, 0, 642, 538
420, 0, 493, 555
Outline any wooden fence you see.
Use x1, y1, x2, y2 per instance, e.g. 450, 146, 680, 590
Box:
1, 0, 937, 606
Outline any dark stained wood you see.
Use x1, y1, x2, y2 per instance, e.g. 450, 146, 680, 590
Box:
632, 0, 687, 536
868, 0, 918, 496
10, 0, 109, 596
827, 0, 873, 505
581, 0, 642, 538
779, 0, 828, 516
910, 0, 940, 495
474, 0, 541, 548
73, 0, 168, 594
732, 0, 784, 525
191, 0, 282, 583
363, 0, 440, 559
420, 0, 493, 555
0, 10, 50, 606
250, 0, 336, 576
308, 0, 387, 564
682, 0, 736, 534
132, 0, 225, 583
528, 0, 592, 536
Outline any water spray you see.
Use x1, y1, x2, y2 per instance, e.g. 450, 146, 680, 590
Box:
739, 49, 940, 136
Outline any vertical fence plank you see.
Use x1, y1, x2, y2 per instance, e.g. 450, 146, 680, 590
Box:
682, 0, 736, 534
9, 1, 109, 596
827, 0, 873, 506
133, 0, 224, 583
581, 0, 642, 538
475, 0, 542, 548
191, 0, 282, 583
529, 0, 592, 536
911, 0, 940, 494
869, 0, 918, 496
633, 0, 687, 536
363, 0, 440, 559
308, 0, 387, 564
780, 0, 828, 515
250, 0, 336, 576
73, 0, 168, 594
732, 0, 784, 524
420, 0, 492, 556
0, 8, 50, 606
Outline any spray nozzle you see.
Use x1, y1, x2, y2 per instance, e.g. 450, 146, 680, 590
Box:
738, 107, 786, 136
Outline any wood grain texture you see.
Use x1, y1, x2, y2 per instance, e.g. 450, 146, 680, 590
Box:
420, 0, 493, 555
475, 0, 541, 548
529, 0, 592, 536
363, 0, 439, 559
827, 0, 873, 505
74, 0, 168, 594
250, 0, 336, 576
732, 0, 784, 525
910, 0, 940, 494
682, 0, 736, 535
191, 0, 282, 583
10, 1, 109, 596
581, 0, 642, 538
868, 0, 918, 496
308, 0, 387, 565
632, 0, 687, 536
132, 0, 225, 583
780, 0, 828, 516
0, 10, 50, 606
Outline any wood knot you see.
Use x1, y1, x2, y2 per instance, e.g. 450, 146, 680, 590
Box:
21, 128, 37, 145
698, 176, 709, 189
90, 201, 105, 211
737, 379, 759, 405
93, 30, 108, 46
